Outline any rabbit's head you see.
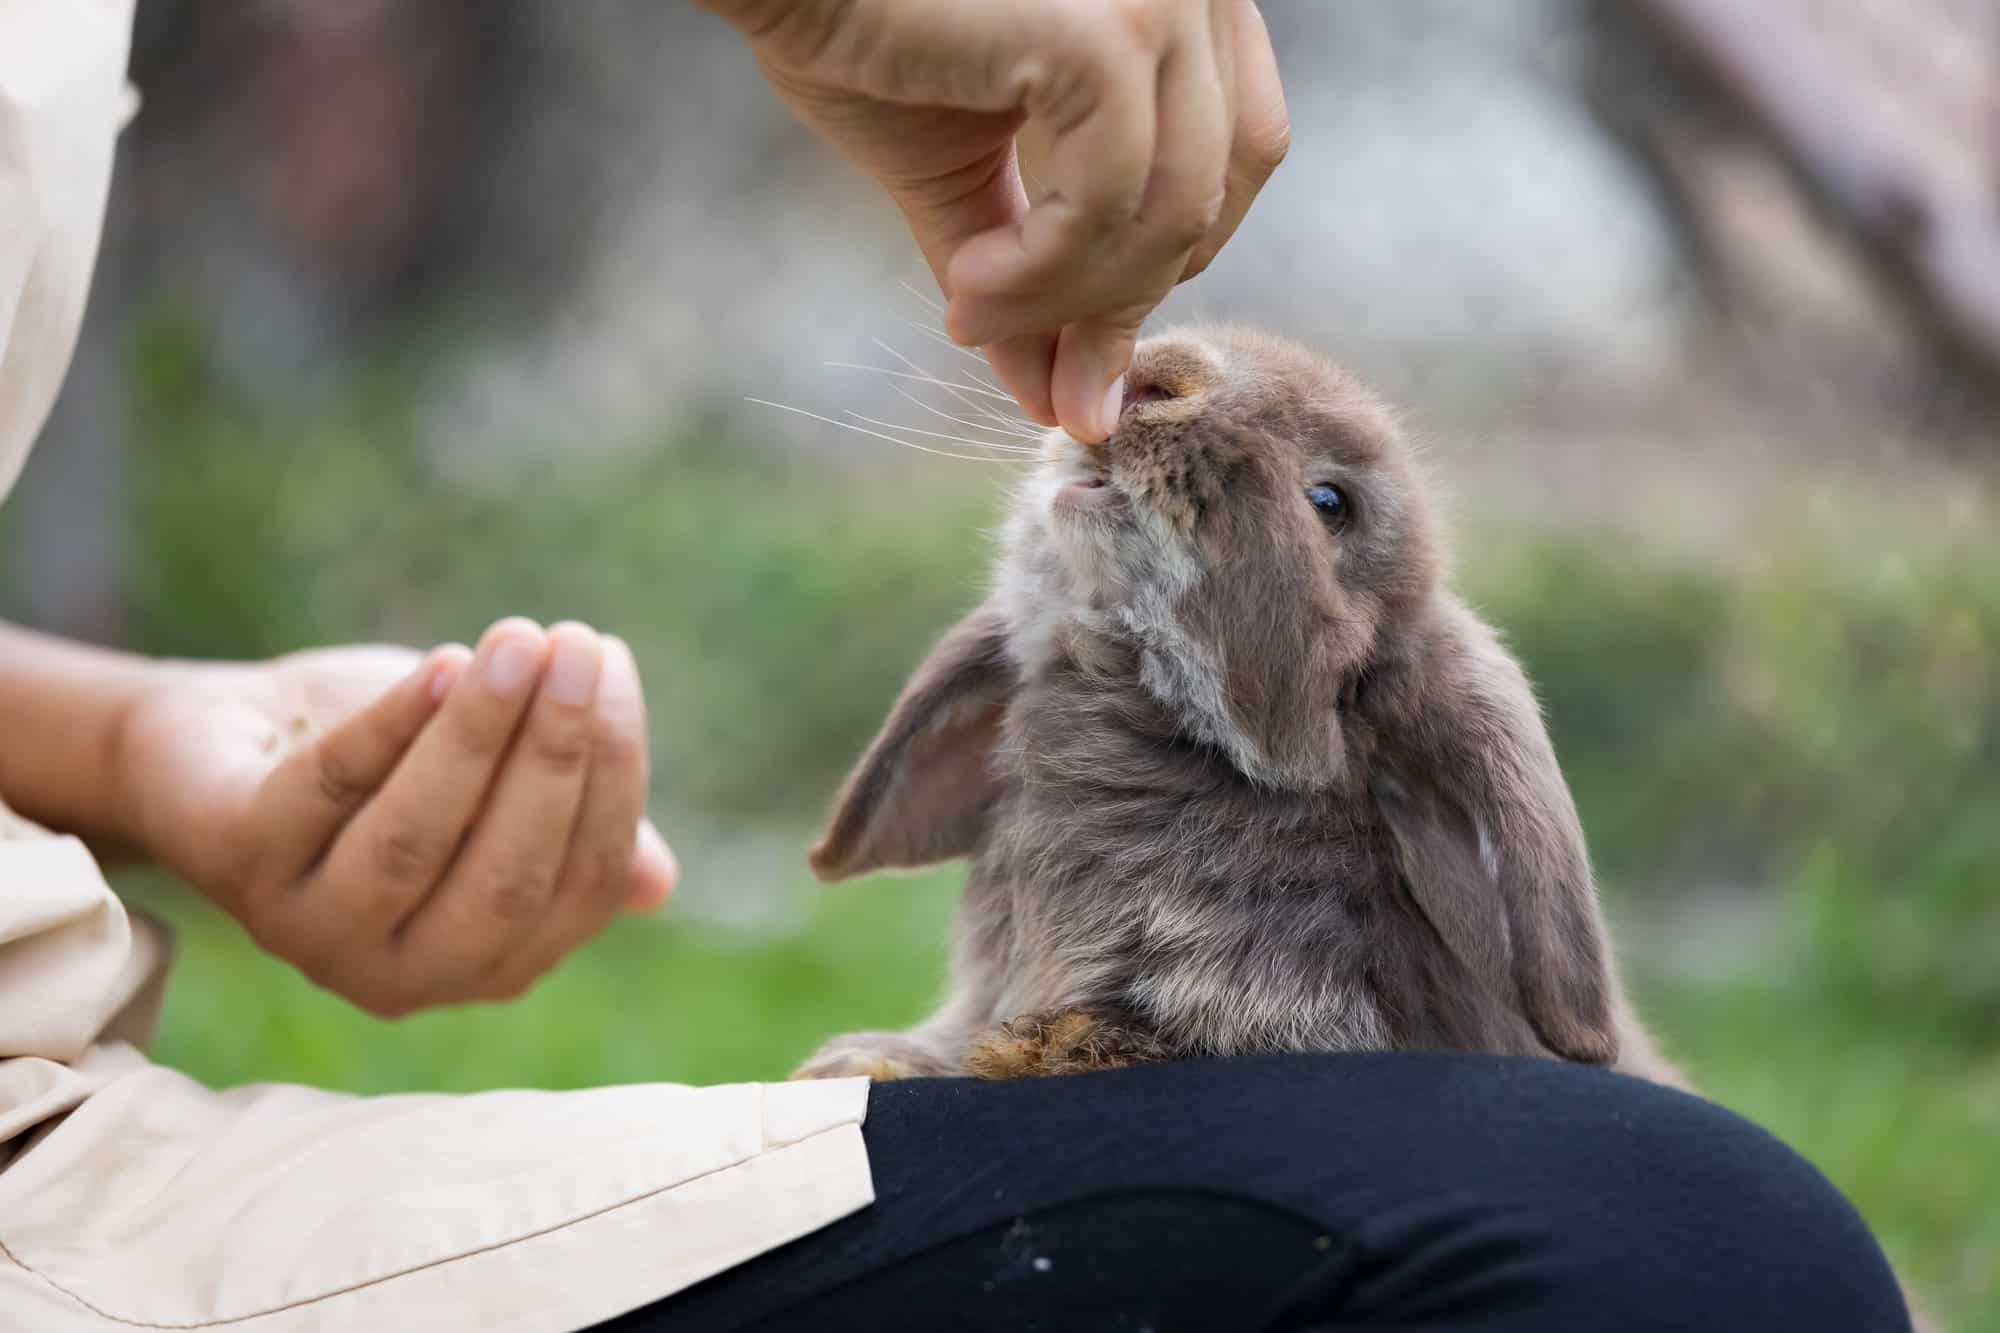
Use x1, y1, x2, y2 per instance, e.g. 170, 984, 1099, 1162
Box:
811, 327, 1454, 879
998, 325, 1445, 789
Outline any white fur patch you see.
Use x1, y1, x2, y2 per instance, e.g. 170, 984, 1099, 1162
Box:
1001, 442, 1286, 784
1475, 816, 1501, 883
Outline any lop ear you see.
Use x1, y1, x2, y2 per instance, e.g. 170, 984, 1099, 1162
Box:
1372, 628, 1619, 1064
809, 605, 1016, 882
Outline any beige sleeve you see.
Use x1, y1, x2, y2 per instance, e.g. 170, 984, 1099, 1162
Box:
0, 809, 878, 1331
0, 1057, 875, 1332
0, 0, 136, 504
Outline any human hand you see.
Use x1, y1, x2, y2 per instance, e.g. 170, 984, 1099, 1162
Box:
704, 0, 1289, 443
115, 619, 677, 1016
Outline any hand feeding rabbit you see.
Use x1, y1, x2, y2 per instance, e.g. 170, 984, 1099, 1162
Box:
794, 324, 1686, 1088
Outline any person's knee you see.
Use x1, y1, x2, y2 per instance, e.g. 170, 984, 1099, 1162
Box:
864, 1056, 1913, 1331
1341, 1060, 1914, 1332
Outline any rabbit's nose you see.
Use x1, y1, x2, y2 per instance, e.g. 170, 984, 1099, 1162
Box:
1121, 378, 1173, 416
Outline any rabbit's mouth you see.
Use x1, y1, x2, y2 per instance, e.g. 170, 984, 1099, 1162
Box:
1053, 473, 1129, 516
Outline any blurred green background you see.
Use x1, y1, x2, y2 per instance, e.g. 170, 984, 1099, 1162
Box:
5, 3, 1997, 1328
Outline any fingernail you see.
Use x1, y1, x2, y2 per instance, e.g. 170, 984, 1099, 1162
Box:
628, 821, 679, 913
545, 628, 601, 706
606, 635, 640, 685
1097, 376, 1126, 440
479, 628, 541, 698
427, 647, 470, 704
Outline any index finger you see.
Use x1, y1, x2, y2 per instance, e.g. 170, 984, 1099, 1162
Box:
301, 619, 549, 959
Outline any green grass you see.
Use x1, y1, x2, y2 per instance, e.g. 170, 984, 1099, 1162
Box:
121, 865, 961, 1095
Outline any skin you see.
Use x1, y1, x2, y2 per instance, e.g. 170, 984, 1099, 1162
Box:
699, 0, 1291, 443
0, 619, 676, 1016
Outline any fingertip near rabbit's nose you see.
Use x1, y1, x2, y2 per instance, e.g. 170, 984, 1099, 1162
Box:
1095, 376, 1126, 440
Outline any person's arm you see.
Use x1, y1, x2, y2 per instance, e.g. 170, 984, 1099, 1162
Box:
0, 620, 165, 853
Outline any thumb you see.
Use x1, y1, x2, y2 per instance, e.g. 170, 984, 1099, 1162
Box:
248, 644, 470, 881
1050, 312, 1147, 444
623, 819, 680, 913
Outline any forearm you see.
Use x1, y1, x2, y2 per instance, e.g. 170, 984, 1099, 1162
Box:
0, 621, 166, 849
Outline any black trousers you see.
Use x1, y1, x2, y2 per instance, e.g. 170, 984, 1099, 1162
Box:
594, 1053, 1910, 1332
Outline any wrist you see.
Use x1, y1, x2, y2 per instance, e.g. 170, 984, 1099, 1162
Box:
98, 662, 177, 861
0, 622, 180, 851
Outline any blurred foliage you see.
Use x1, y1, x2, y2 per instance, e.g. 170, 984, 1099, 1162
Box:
1467, 525, 2000, 1025
119, 306, 997, 820
22, 309, 1996, 1328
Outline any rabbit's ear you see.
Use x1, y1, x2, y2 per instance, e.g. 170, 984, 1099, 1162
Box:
809, 605, 1016, 882
1373, 637, 1619, 1064
1376, 752, 1618, 1064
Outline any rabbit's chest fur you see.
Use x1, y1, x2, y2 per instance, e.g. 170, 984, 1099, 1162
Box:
964, 666, 1515, 1059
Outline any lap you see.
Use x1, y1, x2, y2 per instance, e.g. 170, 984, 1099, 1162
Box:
603, 1053, 1910, 1333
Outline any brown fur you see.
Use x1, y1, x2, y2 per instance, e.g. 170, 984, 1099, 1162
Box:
963, 1009, 1172, 1079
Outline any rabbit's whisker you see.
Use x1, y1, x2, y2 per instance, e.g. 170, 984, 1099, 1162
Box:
866, 338, 1038, 436
888, 383, 1044, 441
867, 337, 1028, 415
898, 279, 946, 313
747, 398, 1033, 465
902, 319, 1008, 389
823, 362, 1018, 406
843, 411, 1040, 455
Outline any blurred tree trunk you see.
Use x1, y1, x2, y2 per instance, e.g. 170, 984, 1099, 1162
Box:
1575, 0, 2000, 441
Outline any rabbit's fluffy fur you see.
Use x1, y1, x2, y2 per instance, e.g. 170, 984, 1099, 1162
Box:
795, 326, 1688, 1088
791, 325, 1939, 1333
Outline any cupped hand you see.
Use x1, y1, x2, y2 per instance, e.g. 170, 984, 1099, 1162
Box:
706, 0, 1289, 443
115, 619, 678, 1017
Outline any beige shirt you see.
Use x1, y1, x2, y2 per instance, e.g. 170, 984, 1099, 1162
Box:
0, 6, 875, 1329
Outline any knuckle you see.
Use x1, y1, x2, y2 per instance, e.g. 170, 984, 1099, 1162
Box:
371, 826, 443, 883
1161, 195, 1221, 253
480, 865, 558, 922
528, 725, 592, 776
1100, 0, 1161, 46
571, 843, 629, 902
443, 696, 514, 759
592, 726, 646, 780
1246, 117, 1291, 178
313, 748, 368, 808
1076, 186, 1143, 239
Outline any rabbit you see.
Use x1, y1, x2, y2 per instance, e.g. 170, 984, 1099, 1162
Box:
789, 324, 1935, 1332
788, 323, 1688, 1091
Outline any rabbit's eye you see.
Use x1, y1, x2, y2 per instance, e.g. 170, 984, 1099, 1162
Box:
1307, 483, 1348, 526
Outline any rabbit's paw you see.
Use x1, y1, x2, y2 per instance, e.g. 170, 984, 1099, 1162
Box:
965, 1009, 1170, 1079
789, 1032, 952, 1082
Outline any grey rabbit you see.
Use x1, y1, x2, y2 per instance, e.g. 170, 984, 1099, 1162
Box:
791, 324, 1685, 1091
789, 325, 1934, 1331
